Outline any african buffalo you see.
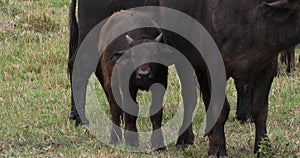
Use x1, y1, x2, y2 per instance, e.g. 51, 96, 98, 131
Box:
162, 0, 300, 156
99, 10, 168, 149
68, 0, 161, 124
69, 0, 300, 157
68, 0, 196, 150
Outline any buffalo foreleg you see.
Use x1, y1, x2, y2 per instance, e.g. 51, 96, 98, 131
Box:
196, 68, 229, 157
103, 82, 123, 145
175, 64, 197, 148
123, 86, 139, 148
234, 80, 253, 123
149, 78, 167, 150
252, 62, 277, 155
207, 99, 230, 157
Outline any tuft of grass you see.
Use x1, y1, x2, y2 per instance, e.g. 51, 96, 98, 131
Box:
20, 12, 60, 33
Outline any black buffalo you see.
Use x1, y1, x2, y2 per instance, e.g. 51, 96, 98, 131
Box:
99, 10, 168, 149
68, 0, 300, 157
68, 0, 160, 124
162, 0, 300, 156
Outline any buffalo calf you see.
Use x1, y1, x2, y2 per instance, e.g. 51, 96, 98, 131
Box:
100, 10, 168, 150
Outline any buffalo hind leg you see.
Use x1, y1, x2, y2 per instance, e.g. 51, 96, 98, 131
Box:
68, 54, 90, 126
68, 54, 80, 124
286, 46, 296, 73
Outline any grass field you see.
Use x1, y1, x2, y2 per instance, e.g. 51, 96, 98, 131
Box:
0, 0, 299, 157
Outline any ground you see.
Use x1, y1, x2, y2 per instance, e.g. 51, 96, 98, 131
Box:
0, 0, 299, 157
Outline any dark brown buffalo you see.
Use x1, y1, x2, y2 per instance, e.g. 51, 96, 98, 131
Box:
280, 46, 296, 73
99, 10, 168, 149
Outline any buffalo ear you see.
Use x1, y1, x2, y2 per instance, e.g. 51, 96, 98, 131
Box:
262, 0, 292, 23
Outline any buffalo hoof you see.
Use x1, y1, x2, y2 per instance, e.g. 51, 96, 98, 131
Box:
208, 144, 227, 158
175, 144, 193, 150
254, 139, 271, 158
176, 131, 195, 148
124, 132, 139, 148
109, 128, 122, 146
109, 140, 121, 147
151, 134, 165, 152
152, 145, 167, 152
235, 114, 252, 124
69, 114, 89, 126
125, 140, 139, 149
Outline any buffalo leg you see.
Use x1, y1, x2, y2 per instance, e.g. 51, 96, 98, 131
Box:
286, 49, 291, 73
252, 63, 277, 154
123, 87, 139, 148
207, 99, 230, 157
280, 52, 286, 65
234, 80, 253, 122
149, 81, 167, 150
68, 54, 90, 126
196, 69, 229, 157
175, 64, 197, 148
286, 46, 296, 73
68, 0, 81, 125
68, 45, 80, 124
103, 82, 123, 145
290, 47, 295, 71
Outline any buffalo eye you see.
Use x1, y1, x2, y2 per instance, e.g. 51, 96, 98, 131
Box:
110, 50, 125, 62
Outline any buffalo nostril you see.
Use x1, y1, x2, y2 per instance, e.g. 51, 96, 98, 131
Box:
137, 70, 151, 78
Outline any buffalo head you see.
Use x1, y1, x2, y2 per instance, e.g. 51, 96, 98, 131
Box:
110, 33, 166, 81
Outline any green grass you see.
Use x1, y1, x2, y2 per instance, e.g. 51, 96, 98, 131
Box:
0, 0, 299, 157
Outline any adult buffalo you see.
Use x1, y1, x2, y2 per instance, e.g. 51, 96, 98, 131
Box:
68, 0, 162, 125
162, 0, 300, 157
